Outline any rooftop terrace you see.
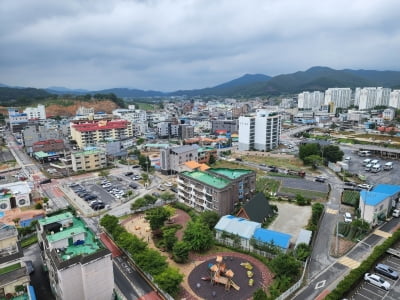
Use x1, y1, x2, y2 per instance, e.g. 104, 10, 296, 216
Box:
38, 212, 73, 226
181, 170, 230, 189
210, 168, 253, 179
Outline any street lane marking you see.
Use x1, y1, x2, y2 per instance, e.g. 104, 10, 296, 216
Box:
337, 256, 360, 269
315, 280, 326, 289
373, 229, 392, 238
325, 208, 338, 215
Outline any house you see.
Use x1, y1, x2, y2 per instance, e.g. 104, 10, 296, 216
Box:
0, 182, 31, 212
359, 184, 400, 225
214, 215, 292, 253
236, 192, 274, 223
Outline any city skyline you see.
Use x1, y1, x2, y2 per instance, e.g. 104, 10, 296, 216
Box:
1, 0, 400, 91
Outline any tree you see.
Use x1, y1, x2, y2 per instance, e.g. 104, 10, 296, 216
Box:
269, 253, 301, 279
299, 143, 320, 161
183, 220, 214, 252
294, 243, 311, 261
99, 170, 109, 177
100, 214, 119, 233
117, 232, 147, 254
160, 192, 175, 201
145, 207, 171, 230
322, 145, 344, 163
199, 211, 220, 230
163, 228, 178, 251
154, 267, 183, 298
253, 288, 268, 300
208, 154, 216, 165
172, 241, 190, 263
136, 138, 145, 145
303, 154, 323, 168
135, 248, 168, 275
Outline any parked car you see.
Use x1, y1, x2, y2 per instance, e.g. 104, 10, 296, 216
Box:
358, 183, 373, 190
84, 195, 97, 201
124, 172, 134, 176
344, 212, 352, 223
25, 260, 34, 275
40, 178, 52, 184
164, 182, 173, 187
129, 183, 138, 189
315, 176, 326, 183
158, 185, 166, 191
132, 165, 141, 168
0, 175, 5, 180
344, 181, 356, 186
102, 183, 112, 188
170, 187, 178, 193
93, 203, 105, 210
374, 263, 399, 280
69, 183, 79, 187
364, 273, 391, 290
90, 200, 104, 207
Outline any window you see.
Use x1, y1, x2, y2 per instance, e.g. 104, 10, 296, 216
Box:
18, 199, 26, 205
0, 203, 8, 209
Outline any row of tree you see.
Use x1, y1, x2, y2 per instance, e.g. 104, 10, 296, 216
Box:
299, 143, 344, 167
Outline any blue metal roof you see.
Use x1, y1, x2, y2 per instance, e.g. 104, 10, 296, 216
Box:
360, 190, 390, 206
214, 215, 261, 239
372, 184, 400, 195
253, 228, 291, 249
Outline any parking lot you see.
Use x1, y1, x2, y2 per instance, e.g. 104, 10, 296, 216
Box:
342, 148, 398, 186
346, 243, 400, 299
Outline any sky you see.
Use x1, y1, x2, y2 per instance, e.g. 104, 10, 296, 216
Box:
1, 0, 400, 92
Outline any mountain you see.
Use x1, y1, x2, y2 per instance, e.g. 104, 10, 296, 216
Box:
46, 86, 89, 95
343, 69, 400, 87
0, 87, 52, 106
95, 88, 165, 98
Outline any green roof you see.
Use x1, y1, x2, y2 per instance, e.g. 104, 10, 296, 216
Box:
182, 171, 230, 189
38, 212, 73, 226
74, 148, 103, 156
43, 215, 103, 261
210, 168, 252, 179
34, 151, 49, 158
198, 146, 215, 152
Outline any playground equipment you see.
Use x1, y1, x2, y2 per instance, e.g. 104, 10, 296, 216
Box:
206, 256, 240, 291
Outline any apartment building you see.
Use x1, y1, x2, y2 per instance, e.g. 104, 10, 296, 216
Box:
389, 90, 400, 109
23, 104, 46, 120
382, 108, 395, 121
160, 145, 199, 174
297, 91, 324, 110
156, 122, 179, 138
324, 88, 352, 109
0, 182, 31, 212
355, 87, 391, 110
37, 212, 113, 300
197, 147, 217, 164
179, 124, 194, 140
0, 223, 31, 299
238, 110, 281, 151
22, 124, 63, 154
7, 108, 28, 133
71, 148, 107, 172
177, 168, 256, 215
70, 119, 134, 148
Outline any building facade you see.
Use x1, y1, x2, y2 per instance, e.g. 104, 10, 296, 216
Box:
179, 124, 194, 140
0, 182, 31, 212
160, 145, 199, 175
324, 88, 352, 109
389, 90, 400, 109
70, 120, 134, 148
32, 139, 65, 153
71, 148, 107, 172
238, 111, 281, 151
177, 168, 256, 215
298, 91, 324, 110
23, 104, 46, 120
211, 120, 239, 134
37, 212, 113, 300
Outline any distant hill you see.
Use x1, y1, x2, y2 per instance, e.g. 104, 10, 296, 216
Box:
95, 88, 166, 98
0, 87, 52, 106
46, 86, 89, 95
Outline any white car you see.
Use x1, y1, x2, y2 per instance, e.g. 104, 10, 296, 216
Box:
364, 273, 390, 290
358, 183, 373, 190
344, 212, 352, 223
164, 182, 173, 187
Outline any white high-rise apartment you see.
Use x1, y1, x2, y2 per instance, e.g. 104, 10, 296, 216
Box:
376, 87, 391, 106
23, 104, 46, 120
389, 90, 400, 109
298, 91, 324, 110
356, 87, 392, 110
324, 88, 352, 108
358, 87, 378, 110
238, 110, 281, 151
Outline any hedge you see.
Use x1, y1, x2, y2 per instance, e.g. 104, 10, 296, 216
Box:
326, 230, 400, 300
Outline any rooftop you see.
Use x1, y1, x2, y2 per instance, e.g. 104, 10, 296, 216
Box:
0, 223, 18, 240
33, 139, 64, 145
38, 212, 73, 226
72, 119, 129, 132
253, 228, 291, 249
170, 144, 199, 154
181, 170, 230, 189
0, 181, 31, 196
73, 148, 104, 156
372, 184, 400, 195
214, 215, 261, 239
209, 168, 253, 179
360, 191, 390, 206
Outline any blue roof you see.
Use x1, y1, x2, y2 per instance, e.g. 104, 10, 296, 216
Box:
360, 190, 390, 206
372, 184, 400, 195
214, 215, 261, 239
253, 228, 291, 249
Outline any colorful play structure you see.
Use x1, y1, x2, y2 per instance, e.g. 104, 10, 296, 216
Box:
202, 256, 240, 291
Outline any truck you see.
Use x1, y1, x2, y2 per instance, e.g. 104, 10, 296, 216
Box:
287, 170, 306, 178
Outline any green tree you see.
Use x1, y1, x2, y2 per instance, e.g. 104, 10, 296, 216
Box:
136, 138, 145, 145
269, 253, 301, 279
160, 192, 175, 201
145, 207, 171, 230
183, 220, 214, 252
253, 288, 268, 300
199, 211, 220, 230
294, 243, 311, 261
172, 241, 190, 263
117, 232, 147, 254
303, 154, 323, 167
163, 228, 178, 251
154, 267, 183, 298
208, 154, 216, 165
322, 145, 344, 163
299, 143, 320, 161
135, 248, 168, 275
99, 170, 109, 177
100, 214, 119, 233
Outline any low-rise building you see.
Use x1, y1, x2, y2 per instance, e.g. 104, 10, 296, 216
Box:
0, 223, 31, 299
37, 212, 113, 300
197, 147, 217, 164
0, 182, 31, 212
32, 139, 65, 153
71, 148, 107, 172
177, 168, 255, 215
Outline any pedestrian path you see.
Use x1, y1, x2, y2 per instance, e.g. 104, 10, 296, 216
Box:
373, 229, 392, 238
337, 256, 360, 269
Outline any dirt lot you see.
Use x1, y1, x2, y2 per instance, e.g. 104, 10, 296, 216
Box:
268, 202, 312, 244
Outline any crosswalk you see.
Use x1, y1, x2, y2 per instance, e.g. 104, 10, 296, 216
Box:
337, 256, 360, 269
373, 229, 392, 238
325, 208, 338, 215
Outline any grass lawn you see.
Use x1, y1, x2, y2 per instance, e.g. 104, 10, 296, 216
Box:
21, 235, 38, 248
256, 177, 281, 194
134, 102, 159, 110
342, 190, 360, 207
279, 186, 328, 199
213, 160, 263, 175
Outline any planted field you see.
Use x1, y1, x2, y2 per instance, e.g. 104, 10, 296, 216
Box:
256, 177, 281, 194
279, 186, 328, 199
342, 190, 360, 207
243, 154, 305, 170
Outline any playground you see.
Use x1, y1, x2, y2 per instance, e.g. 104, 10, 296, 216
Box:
188, 254, 269, 300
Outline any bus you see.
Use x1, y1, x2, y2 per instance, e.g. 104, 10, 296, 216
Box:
359, 150, 371, 157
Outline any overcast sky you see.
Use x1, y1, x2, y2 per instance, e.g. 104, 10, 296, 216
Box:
1, 0, 400, 92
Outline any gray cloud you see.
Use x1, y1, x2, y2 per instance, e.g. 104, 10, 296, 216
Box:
1, 0, 400, 91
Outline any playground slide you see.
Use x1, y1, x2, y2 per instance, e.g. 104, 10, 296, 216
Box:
230, 280, 240, 291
